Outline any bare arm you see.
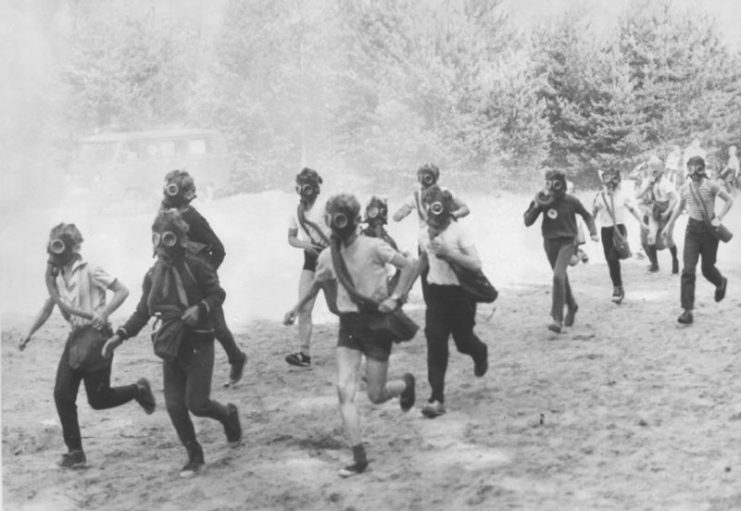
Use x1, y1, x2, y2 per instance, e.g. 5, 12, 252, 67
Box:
663, 195, 686, 235
283, 279, 323, 325
450, 196, 470, 219
392, 204, 413, 222
92, 280, 129, 328
288, 227, 319, 254
716, 188, 734, 221
379, 253, 416, 312
19, 297, 55, 350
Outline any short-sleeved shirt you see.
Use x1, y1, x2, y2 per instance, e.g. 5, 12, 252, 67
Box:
593, 188, 635, 226
55, 259, 117, 329
315, 236, 397, 313
651, 176, 678, 203
418, 221, 476, 286
289, 201, 330, 245
681, 179, 721, 221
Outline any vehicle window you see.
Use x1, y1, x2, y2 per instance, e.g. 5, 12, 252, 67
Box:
79, 143, 118, 164
188, 138, 207, 155
160, 141, 176, 158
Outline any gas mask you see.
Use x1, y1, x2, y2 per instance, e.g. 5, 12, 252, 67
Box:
296, 181, 319, 202
151, 209, 189, 261
417, 164, 440, 189
163, 170, 197, 207
364, 197, 388, 227
325, 195, 361, 241
687, 157, 706, 182
47, 224, 83, 268
603, 171, 621, 191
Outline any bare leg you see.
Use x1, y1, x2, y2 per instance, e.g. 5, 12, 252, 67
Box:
336, 347, 363, 445
297, 269, 318, 357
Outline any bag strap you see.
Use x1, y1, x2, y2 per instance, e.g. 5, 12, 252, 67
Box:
297, 204, 330, 247
601, 191, 618, 226
688, 181, 712, 222
330, 238, 380, 311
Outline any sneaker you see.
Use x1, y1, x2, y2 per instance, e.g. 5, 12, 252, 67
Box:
564, 305, 578, 327
228, 352, 248, 385
421, 400, 446, 419
179, 444, 205, 478
647, 264, 659, 273
399, 373, 416, 412
473, 344, 488, 377
135, 378, 156, 415
285, 352, 311, 367
338, 460, 368, 478
677, 310, 694, 325
578, 248, 589, 263
547, 321, 562, 334
672, 259, 679, 275
611, 286, 624, 305
59, 449, 86, 469
223, 403, 242, 447
715, 277, 728, 303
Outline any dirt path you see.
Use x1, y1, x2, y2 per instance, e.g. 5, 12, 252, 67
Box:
3, 252, 741, 510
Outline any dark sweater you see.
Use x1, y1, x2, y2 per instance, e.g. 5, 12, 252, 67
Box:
118, 253, 225, 339
524, 194, 597, 240
177, 205, 226, 269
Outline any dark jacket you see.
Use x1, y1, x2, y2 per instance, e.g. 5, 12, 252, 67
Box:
118, 253, 225, 339
524, 194, 597, 240
178, 205, 226, 269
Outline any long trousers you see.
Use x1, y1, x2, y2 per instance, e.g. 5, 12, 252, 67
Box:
424, 284, 486, 404
543, 237, 578, 322
163, 333, 229, 450
54, 332, 138, 451
681, 218, 723, 310
601, 225, 626, 287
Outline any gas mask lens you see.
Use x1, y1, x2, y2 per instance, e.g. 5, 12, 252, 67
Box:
165, 183, 179, 197
428, 201, 445, 216
296, 183, 315, 196
366, 206, 380, 219
152, 231, 178, 248
548, 179, 564, 192
420, 172, 435, 186
49, 238, 66, 255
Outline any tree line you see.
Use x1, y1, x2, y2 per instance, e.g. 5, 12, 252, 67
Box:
46, 0, 741, 193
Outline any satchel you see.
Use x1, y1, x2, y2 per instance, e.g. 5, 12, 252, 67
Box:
449, 261, 498, 303
688, 182, 734, 243
151, 308, 186, 360
68, 325, 110, 372
366, 308, 419, 342
612, 228, 631, 260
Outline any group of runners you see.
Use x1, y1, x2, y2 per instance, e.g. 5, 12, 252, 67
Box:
18, 150, 733, 479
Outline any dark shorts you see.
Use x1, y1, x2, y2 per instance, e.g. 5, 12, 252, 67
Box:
337, 313, 393, 362
303, 250, 319, 272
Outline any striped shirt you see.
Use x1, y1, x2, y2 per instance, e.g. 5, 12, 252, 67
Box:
681, 179, 721, 221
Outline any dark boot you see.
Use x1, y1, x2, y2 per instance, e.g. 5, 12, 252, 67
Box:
646, 245, 659, 272
180, 441, 205, 478
670, 246, 679, 274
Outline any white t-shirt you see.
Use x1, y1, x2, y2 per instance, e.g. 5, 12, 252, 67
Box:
401, 186, 458, 229
651, 175, 678, 202
315, 236, 398, 313
55, 259, 117, 329
288, 201, 331, 245
418, 221, 476, 286
593, 188, 635, 226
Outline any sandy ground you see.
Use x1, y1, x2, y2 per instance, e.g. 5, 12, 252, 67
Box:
2, 190, 741, 510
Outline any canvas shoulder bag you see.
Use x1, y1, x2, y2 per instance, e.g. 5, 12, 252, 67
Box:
601, 192, 631, 259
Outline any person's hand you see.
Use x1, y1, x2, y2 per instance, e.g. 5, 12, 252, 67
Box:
429, 238, 451, 259
378, 296, 399, 313
18, 335, 31, 352
710, 217, 721, 227
181, 306, 200, 326
283, 309, 297, 326
660, 211, 671, 221
102, 335, 122, 359
590, 234, 599, 242
91, 310, 109, 329
305, 242, 322, 256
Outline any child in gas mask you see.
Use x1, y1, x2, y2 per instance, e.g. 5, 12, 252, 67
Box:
161, 170, 247, 386
636, 156, 680, 273
592, 169, 648, 304
103, 209, 242, 478
283, 194, 417, 478
524, 170, 598, 333
285, 167, 337, 367
393, 164, 470, 299
662, 156, 734, 325
417, 186, 489, 418
18, 223, 156, 469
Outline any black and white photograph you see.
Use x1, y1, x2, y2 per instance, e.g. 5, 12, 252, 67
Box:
2, 0, 740, 509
